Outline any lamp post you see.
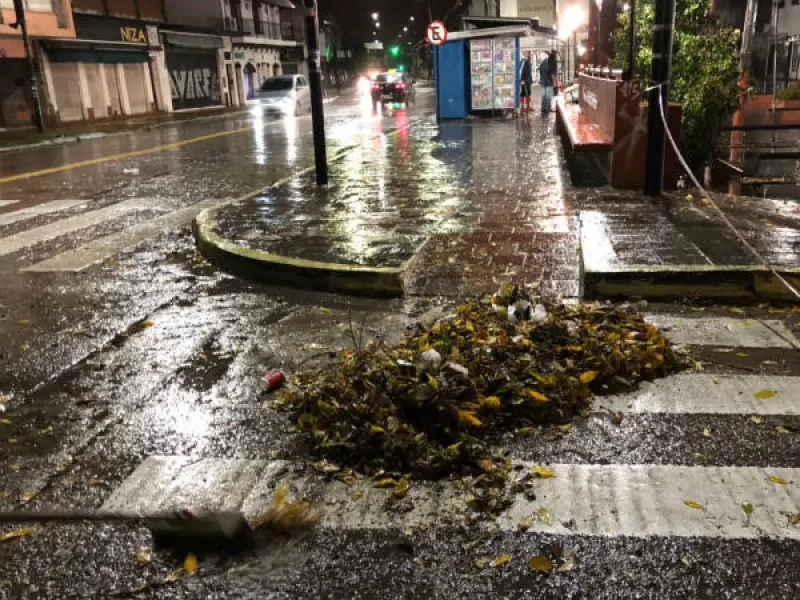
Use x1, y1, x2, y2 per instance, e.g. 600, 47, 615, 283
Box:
624, 0, 637, 81
593, 0, 603, 66
304, 0, 328, 186
10, 0, 45, 133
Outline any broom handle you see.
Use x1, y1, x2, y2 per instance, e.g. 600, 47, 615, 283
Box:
0, 510, 166, 524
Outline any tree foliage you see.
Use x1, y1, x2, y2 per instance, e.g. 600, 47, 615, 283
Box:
611, 0, 741, 172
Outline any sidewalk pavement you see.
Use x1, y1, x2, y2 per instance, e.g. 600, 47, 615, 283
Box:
194, 111, 800, 302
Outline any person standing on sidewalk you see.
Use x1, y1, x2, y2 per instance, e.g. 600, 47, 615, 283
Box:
520, 51, 534, 113
539, 50, 558, 115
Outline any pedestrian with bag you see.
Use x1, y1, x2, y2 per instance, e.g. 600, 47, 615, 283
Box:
520, 51, 534, 113
539, 50, 558, 115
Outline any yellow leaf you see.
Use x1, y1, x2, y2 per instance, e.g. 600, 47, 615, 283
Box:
135, 546, 152, 565
526, 390, 549, 403
768, 475, 788, 485
0, 419, 10, 425
776, 426, 790, 435
751, 416, 764, 425
703, 428, 712, 438
20, 491, 38, 503
532, 466, 555, 478
684, 500, 703, 509
580, 371, 599, 384
491, 554, 511, 568
17, 319, 31, 326
0, 526, 38, 542
685, 194, 694, 201
184, 553, 197, 576
754, 390, 777, 400
788, 514, 800, 526
689, 307, 706, 312
374, 478, 398, 489
557, 560, 576, 572
479, 396, 501, 409
528, 555, 553, 573
426, 373, 440, 391
536, 506, 554, 525
274, 484, 288, 507
394, 478, 410, 498
729, 308, 745, 314
141, 320, 154, 328
518, 516, 534, 531
369, 424, 385, 434
457, 410, 483, 427
465, 320, 475, 333
164, 568, 186, 582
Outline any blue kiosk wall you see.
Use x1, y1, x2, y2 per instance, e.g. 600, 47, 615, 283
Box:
434, 36, 521, 121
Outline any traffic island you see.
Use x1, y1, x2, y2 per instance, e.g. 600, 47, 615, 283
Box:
579, 194, 800, 302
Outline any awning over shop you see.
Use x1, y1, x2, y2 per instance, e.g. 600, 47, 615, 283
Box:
42, 40, 148, 64
163, 32, 224, 50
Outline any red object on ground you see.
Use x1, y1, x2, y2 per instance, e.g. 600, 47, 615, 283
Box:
262, 370, 286, 392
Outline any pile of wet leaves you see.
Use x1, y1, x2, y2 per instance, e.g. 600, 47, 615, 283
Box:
278, 285, 687, 506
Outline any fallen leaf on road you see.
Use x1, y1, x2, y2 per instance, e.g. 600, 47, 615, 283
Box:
491, 554, 511, 568
536, 506, 554, 525
729, 308, 745, 314
0, 527, 38, 542
457, 410, 483, 427
611, 412, 624, 425
0, 419, 10, 425
532, 466, 555, 478
751, 416, 764, 425
518, 516, 534, 531
184, 553, 197, 576
135, 546, 152, 565
742, 503, 754, 516
557, 424, 573, 434
394, 478, 410, 498
754, 390, 777, 400
141, 320, 154, 329
703, 428, 712, 438
374, 478, 398, 489
164, 568, 185, 582
528, 555, 553, 573
17, 320, 30, 326
684, 500, 703, 509
788, 514, 800, 526
557, 559, 576, 572
475, 558, 490, 569
776, 426, 790, 435
526, 390, 549, 403
20, 491, 37, 503
479, 396, 501, 409
768, 475, 788, 485
689, 307, 705, 312
39, 426, 53, 435
579, 371, 598, 384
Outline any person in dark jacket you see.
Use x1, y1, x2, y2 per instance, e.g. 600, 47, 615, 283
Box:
539, 50, 558, 114
520, 51, 533, 112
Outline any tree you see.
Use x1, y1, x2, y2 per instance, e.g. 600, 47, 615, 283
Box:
611, 0, 741, 174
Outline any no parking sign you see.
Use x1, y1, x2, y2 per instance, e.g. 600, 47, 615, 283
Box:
426, 21, 448, 46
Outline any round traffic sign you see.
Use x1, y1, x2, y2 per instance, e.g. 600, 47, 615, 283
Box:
426, 21, 448, 46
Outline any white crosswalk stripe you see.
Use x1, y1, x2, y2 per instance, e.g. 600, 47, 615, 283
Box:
101, 314, 800, 545
22, 199, 219, 272
0, 199, 86, 227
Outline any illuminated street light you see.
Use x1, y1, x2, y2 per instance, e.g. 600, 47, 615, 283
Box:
376, 22, 381, 28
410, 16, 415, 21
403, 26, 408, 32
372, 12, 378, 20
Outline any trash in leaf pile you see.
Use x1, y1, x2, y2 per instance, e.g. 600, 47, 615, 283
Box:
279, 285, 687, 510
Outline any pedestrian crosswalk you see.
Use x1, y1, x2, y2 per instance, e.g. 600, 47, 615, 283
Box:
0, 197, 216, 271
101, 313, 800, 547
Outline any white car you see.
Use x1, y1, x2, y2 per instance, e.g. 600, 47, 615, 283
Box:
254, 75, 311, 116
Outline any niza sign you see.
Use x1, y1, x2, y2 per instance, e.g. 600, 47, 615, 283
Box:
73, 15, 149, 45
167, 52, 221, 110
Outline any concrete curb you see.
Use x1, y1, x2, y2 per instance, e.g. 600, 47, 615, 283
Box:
583, 264, 800, 302
192, 118, 426, 297
193, 209, 405, 297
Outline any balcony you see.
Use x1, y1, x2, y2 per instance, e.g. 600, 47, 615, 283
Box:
226, 18, 283, 40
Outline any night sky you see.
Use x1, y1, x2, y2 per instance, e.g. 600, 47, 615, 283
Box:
320, 0, 466, 45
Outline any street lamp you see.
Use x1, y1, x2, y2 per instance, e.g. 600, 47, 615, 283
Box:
404, 26, 408, 32
376, 22, 380, 28
624, 0, 637, 81
594, 0, 603, 66
372, 12, 379, 20
410, 16, 415, 21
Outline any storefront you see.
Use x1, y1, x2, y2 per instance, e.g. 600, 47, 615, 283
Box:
280, 46, 306, 76
162, 32, 224, 111
232, 45, 282, 100
40, 15, 160, 122
434, 25, 532, 120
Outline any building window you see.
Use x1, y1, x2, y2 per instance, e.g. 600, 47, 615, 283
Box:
24, 0, 54, 11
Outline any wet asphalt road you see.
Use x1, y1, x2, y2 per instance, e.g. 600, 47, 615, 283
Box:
1, 88, 799, 599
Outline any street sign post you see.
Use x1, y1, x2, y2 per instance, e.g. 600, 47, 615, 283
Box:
426, 21, 448, 47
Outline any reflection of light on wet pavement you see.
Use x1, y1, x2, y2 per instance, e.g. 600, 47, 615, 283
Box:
578, 211, 618, 269
251, 110, 267, 166
283, 115, 299, 166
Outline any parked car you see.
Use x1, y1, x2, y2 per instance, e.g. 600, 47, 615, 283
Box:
254, 75, 310, 116
371, 72, 415, 106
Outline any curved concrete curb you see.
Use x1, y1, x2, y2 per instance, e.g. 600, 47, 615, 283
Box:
193, 209, 406, 297
583, 264, 800, 302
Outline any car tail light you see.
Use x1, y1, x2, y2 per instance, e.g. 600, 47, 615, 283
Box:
396, 83, 406, 90
371, 83, 380, 89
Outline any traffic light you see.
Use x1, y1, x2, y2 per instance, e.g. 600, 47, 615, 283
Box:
397, 64, 405, 72
389, 45, 401, 58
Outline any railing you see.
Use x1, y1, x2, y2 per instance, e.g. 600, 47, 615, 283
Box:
226, 17, 283, 40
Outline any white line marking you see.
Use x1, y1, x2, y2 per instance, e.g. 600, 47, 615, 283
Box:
0, 199, 86, 227
0, 200, 20, 208
646, 315, 800, 349
0, 198, 160, 257
22, 199, 220, 272
597, 374, 800, 415
105, 457, 800, 540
